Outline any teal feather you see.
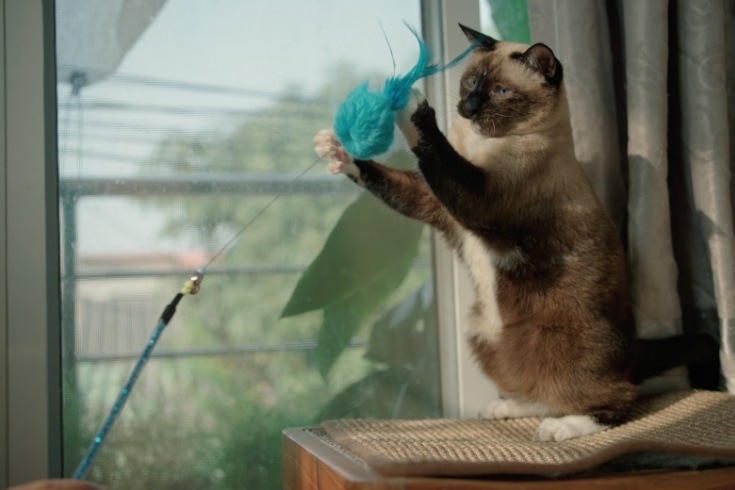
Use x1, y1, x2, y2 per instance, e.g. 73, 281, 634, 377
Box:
334, 25, 477, 160
383, 26, 432, 110
333, 83, 396, 161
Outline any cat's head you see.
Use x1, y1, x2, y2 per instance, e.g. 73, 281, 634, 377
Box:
457, 24, 564, 138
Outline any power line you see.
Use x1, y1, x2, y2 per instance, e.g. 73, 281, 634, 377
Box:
57, 65, 337, 104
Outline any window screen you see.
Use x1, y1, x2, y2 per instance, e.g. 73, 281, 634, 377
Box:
56, 1, 440, 488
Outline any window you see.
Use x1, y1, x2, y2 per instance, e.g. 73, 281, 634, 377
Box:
2, 1, 528, 488
57, 1, 437, 488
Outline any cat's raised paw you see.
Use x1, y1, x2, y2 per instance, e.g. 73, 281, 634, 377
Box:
535, 415, 608, 442
314, 129, 360, 179
395, 88, 427, 148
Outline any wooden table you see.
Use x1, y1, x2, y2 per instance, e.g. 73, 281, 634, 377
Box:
283, 427, 735, 490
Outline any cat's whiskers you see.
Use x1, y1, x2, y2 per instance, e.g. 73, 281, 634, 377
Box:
486, 116, 497, 138
446, 96, 461, 117
483, 112, 512, 137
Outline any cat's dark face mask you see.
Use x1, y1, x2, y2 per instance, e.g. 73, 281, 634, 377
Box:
456, 24, 564, 137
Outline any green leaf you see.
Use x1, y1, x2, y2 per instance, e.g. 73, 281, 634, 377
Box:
280, 150, 424, 377
318, 369, 441, 420
364, 280, 435, 371
315, 249, 418, 378
280, 151, 420, 317
487, 0, 530, 44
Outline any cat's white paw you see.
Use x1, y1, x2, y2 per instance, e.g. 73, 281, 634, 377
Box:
480, 399, 518, 419
395, 88, 426, 148
535, 415, 609, 442
480, 399, 559, 420
314, 129, 359, 179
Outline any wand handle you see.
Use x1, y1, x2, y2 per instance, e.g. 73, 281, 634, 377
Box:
72, 292, 184, 480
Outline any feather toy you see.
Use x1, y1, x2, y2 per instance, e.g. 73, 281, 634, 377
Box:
333, 25, 478, 160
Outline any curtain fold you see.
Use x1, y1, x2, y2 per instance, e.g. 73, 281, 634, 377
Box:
527, 1, 626, 230
623, 0, 681, 340
527, 0, 735, 393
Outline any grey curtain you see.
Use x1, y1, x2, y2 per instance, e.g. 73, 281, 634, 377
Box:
527, 0, 735, 393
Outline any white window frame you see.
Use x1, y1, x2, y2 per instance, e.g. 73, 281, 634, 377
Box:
0, 0, 496, 484
422, 0, 499, 419
1, 0, 62, 486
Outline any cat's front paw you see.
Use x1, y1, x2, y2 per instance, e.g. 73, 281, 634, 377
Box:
479, 399, 517, 419
480, 399, 558, 420
314, 129, 360, 180
395, 88, 427, 148
535, 415, 609, 442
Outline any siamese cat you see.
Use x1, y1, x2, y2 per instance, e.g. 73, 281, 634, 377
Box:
314, 24, 716, 441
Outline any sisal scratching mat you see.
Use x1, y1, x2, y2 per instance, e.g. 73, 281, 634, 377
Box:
321, 390, 735, 477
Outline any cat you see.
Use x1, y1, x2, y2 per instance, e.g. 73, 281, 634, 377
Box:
314, 23, 716, 441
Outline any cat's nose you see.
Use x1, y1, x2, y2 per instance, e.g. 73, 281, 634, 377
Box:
460, 92, 487, 117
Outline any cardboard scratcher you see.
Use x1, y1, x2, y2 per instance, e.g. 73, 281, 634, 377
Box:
320, 390, 735, 477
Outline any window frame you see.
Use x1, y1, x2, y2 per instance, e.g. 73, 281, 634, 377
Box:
423, 0, 499, 420
0, 0, 494, 484
1, 0, 62, 485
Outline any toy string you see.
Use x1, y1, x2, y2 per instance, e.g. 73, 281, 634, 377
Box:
204, 157, 322, 269
72, 156, 321, 480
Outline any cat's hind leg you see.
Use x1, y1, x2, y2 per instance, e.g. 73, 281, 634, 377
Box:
533, 379, 634, 441
480, 398, 561, 420
481, 399, 609, 441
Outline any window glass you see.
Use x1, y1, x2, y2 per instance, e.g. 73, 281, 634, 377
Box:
56, 1, 439, 488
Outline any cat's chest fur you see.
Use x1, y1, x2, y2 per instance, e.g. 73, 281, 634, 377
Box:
457, 230, 505, 344
446, 122, 511, 345
448, 118, 504, 165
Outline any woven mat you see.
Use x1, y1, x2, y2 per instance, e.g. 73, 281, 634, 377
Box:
321, 390, 735, 477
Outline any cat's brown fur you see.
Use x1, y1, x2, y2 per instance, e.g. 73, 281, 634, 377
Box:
315, 24, 711, 441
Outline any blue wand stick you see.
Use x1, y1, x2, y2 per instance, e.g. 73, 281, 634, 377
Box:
72, 270, 204, 480
70, 156, 321, 481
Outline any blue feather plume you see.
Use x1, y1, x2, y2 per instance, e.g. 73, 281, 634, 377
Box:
333, 25, 477, 160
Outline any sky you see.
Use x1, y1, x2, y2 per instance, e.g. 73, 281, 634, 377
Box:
116, 0, 423, 94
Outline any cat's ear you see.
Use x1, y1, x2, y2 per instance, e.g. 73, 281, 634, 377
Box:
458, 23, 498, 51
520, 43, 563, 86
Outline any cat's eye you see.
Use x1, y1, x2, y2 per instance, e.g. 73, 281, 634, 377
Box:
495, 85, 512, 96
465, 76, 478, 90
